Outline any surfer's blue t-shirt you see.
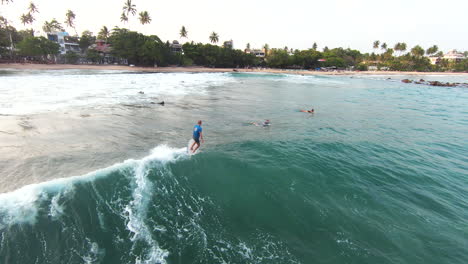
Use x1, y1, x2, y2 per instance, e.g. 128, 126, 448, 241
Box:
193, 125, 202, 139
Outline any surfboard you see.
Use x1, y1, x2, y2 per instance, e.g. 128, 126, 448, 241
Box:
187, 139, 199, 155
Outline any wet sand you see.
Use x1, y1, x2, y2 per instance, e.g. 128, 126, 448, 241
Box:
1, 63, 467, 76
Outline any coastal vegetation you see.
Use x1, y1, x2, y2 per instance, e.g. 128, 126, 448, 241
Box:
0, 1, 466, 72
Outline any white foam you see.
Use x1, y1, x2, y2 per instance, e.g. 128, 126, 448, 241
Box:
0, 70, 235, 115
124, 145, 186, 263
0, 145, 187, 229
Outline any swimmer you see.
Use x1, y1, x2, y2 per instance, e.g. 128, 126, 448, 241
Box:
250, 119, 271, 127
300, 108, 314, 113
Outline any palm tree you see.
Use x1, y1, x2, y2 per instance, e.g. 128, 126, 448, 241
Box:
98, 26, 110, 43
19, 2, 38, 35
1, 0, 13, 4
28, 2, 39, 14
246, 43, 250, 50
180, 26, 188, 39
394, 42, 406, 56
411, 45, 424, 57
123, 0, 137, 15
426, 45, 438, 56
138, 11, 151, 25
123, 0, 136, 19
120, 12, 128, 23
42, 19, 64, 33
312, 42, 317, 50
209, 31, 219, 44
20, 13, 32, 26
65, 10, 77, 36
400, 42, 407, 55
381, 42, 387, 51
263, 43, 269, 56
373, 40, 380, 53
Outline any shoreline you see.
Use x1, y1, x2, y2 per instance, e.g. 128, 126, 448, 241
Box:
1, 63, 467, 76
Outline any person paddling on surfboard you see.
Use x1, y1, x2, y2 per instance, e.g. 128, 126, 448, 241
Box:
190, 120, 204, 153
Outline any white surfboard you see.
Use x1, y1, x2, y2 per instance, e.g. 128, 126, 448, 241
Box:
187, 139, 199, 155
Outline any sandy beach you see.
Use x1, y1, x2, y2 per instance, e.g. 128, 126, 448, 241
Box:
1, 63, 467, 76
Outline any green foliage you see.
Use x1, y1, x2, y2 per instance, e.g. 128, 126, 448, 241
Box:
264, 47, 361, 69
411, 45, 424, 57
79, 30, 95, 51
426, 45, 438, 56
266, 49, 291, 68
16, 36, 60, 56
109, 29, 170, 66
182, 42, 258, 68
65, 51, 79, 64
86, 49, 101, 63
452, 60, 468, 72
98, 26, 110, 42
356, 63, 368, 71
43, 19, 64, 33
181, 56, 193, 66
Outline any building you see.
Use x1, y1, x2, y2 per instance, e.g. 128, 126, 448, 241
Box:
169, 40, 183, 53
443, 50, 465, 62
248, 49, 265, 58
46, 32, 80, 55
429, 57, 441, 65
90, 39, 111, 53
223, 40, 233, 49
429, 50, 465, 65
88, 39, 127, 65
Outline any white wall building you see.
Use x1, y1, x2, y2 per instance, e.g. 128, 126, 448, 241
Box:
429, 49, 466, 65
245, 48, 265, 58
443, 50, 465, 62
46, 32, 80, 55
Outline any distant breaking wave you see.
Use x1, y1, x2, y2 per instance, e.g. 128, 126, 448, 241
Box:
0, 70, 235, 115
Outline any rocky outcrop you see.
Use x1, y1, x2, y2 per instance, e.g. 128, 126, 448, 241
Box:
401, 79, 467, 88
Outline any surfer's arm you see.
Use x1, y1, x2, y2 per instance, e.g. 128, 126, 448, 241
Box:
200, 132, 205, 142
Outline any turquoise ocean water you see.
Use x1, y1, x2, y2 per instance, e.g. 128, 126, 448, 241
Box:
0, 70, 467, 263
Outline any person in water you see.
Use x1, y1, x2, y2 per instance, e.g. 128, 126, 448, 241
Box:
300, 108, 314, 113
190, 120, 204, 153
250, 119, 271, 127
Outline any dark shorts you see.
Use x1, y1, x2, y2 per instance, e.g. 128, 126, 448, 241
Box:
193, 137, 200, 144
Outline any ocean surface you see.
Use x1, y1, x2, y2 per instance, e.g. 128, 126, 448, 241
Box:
0, 69, 467, 264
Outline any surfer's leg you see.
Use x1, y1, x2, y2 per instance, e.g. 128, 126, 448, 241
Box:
193, 142, 200, 152
190, 141, 196, 151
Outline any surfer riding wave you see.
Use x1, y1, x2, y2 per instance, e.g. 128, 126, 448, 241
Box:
190, 120, 204, 153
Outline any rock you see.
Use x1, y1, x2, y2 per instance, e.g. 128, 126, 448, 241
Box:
138, 91, 144, 94
419, 79, 425, 82
402, 79, 412, 83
